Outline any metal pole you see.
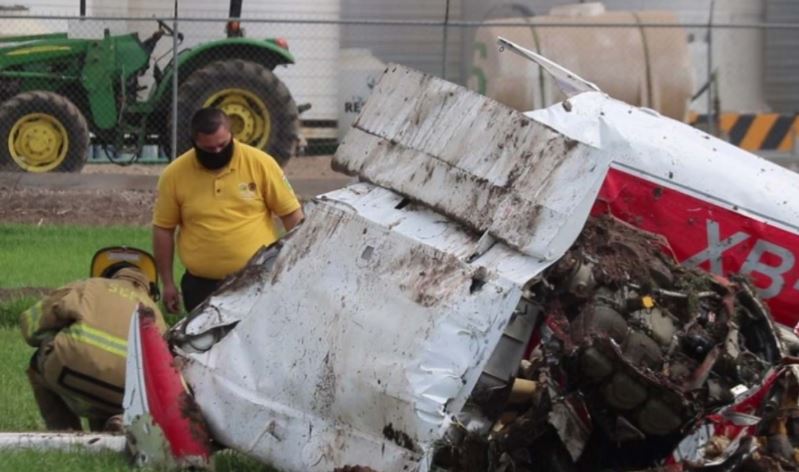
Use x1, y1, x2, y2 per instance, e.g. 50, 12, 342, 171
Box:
0, 432, 126, 453
707, 0, 716, 137
0, 14, 797, 29
171, 0, 179, 160
442, 0, 450, 79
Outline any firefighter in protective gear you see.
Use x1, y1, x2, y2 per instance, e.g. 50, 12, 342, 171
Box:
20, 247, 167, 431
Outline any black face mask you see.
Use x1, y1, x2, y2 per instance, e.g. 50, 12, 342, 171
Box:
194, 139, 234, 170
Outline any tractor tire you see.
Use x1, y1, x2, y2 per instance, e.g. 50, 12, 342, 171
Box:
0, 91, 89, 173
175, 59, 300, 166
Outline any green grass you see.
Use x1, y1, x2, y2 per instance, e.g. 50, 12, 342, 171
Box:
0, 223, 156, 327
0, 326, 43, 431
0, 296, 37, 328
0, 224, 152, 288
0, 450, 131, 471
0, 223, 186, 326
0, 449, 275, 472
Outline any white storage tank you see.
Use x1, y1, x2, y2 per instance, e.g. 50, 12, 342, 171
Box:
468, 2, 695, 121
337, 48, 384, 140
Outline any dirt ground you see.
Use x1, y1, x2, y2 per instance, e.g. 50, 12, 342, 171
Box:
0, 155, 344, 226
0, 187, 156, 226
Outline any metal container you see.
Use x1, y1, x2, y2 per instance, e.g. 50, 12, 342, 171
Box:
469, 3, 695, 121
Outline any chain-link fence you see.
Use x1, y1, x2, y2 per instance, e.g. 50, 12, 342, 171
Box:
0, 0, 796, 172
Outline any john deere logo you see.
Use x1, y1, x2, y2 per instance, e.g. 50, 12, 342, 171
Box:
7, 45, 71, 56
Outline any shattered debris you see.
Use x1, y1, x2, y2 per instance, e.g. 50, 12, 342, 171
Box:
139, 56, 799, 472
437, 217, 790, 471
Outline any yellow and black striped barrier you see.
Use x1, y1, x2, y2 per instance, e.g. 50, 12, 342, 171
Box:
689, 112, 798, 152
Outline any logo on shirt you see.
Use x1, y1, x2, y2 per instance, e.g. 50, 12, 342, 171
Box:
282, 174, 294, 192
238, 182, 257, 199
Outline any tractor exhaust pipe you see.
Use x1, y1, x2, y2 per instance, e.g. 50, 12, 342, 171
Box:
226, 0, 243, 37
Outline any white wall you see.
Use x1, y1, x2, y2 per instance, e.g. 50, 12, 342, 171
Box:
5, 0, 76, 15
1, 1, 71, 33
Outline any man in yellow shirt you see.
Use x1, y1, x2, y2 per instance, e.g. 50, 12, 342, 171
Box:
153, 108, 303, 313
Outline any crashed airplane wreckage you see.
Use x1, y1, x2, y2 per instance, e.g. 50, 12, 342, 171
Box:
122, 39, 799, 471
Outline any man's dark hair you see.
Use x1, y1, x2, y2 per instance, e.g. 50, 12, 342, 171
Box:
191, 108, 231, 138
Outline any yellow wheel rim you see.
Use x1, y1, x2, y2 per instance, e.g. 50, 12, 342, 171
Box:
8, 112, 69, 172
203, 88, 270, 149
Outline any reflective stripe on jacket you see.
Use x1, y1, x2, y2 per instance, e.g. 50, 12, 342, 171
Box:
20, 277, 166, 415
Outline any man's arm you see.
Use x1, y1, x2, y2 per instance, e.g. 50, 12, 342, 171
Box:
279, 207, 304, 232
20, 286, 79, 347
153, 225, 180, 313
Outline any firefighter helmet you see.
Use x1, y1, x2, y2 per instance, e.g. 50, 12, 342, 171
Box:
90, 246, 159, 300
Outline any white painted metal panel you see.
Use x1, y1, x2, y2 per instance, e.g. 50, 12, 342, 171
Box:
527, 91, 799, 233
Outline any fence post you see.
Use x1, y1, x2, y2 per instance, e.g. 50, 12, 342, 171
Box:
707, 0, 716, 137
442, 0, 450, 79
171, 1, 179, 160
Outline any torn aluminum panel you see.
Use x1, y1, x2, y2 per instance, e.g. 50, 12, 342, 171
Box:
170, 65, 612, 472
333, 64, 613, 261
124, 309, 174, 469
124, 307, 211, 468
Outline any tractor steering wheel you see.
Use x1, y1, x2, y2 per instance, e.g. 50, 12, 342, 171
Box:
156, 19, 184, 42
157, 19, 176, 37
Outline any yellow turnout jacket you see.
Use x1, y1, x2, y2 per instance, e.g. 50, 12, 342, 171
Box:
20, 269, 166, 416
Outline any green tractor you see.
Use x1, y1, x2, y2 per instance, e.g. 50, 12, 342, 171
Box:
0, 18, 300, 172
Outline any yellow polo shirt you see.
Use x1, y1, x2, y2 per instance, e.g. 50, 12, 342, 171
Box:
153, 140, 301, 279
